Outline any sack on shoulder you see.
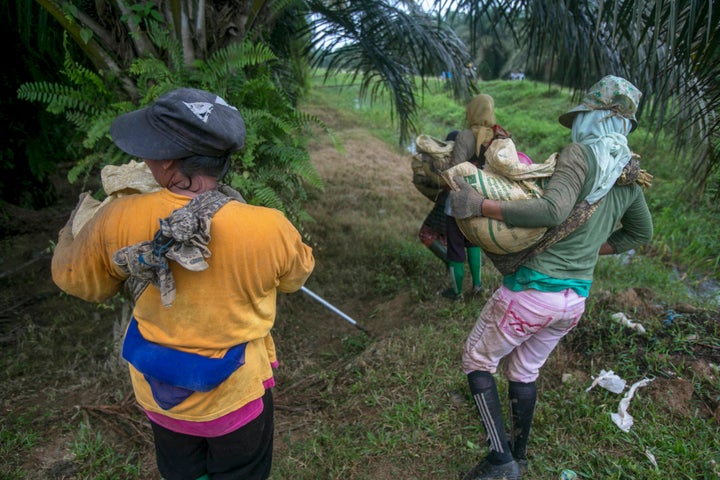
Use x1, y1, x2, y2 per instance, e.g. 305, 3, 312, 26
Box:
443, 161, 552, 255
410, 135, 454, 201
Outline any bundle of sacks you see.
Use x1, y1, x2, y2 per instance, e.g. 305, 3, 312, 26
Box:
441, 138, 557, 255
410, 134, 455, 202
71, 160, 162, 237
71, 160, 246, 238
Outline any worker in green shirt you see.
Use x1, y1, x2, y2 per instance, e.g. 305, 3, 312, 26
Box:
450, 76, 653, 480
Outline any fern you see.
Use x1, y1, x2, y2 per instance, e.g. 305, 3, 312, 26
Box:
61, 39, 107, 94
292, 157, 324, 190
17, 29, 330, 233
83, 110, 119, 149
129, 57, 174, 90
17, 82, 99, 116
16, 39, 122, 186
201, 42, 277, 81
250, 185, 286, 210
67, 152, 105, 186
63, 111, 92, 130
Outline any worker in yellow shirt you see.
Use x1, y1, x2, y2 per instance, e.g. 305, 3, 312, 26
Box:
52, 88, 315, 480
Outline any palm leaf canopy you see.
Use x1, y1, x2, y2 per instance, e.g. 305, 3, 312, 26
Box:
429, 0, 719, 197
303, 0, 474, 145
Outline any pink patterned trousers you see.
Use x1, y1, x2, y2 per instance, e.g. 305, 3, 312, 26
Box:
462, 285, 586, 383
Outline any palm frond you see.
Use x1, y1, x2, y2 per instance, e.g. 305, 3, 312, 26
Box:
440, 0, 720, 198
304, 0, 473, 145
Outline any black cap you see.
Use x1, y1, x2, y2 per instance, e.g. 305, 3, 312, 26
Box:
110, 88, 246, 160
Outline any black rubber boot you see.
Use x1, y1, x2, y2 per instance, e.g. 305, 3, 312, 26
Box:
464, 371, 519, 480
508, 381, 537, 473
461, 457, 522, 480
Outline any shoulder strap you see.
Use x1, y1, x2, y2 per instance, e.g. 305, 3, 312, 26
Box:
485, 199, 602, 276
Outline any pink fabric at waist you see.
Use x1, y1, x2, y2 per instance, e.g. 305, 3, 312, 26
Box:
145, 376, 276, 438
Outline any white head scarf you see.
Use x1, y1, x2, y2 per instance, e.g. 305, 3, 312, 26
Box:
571, 110, 632, 204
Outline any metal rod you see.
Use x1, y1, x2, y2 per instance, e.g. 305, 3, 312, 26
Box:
300, 286, 369, 334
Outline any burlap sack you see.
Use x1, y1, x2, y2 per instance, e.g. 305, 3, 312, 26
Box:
101, 160, 163, 196
411, 153, 444, 201
411, 135, 455, 201
72, 161, 161, 236
443, 159, 554, 255
484, 138, 556, 181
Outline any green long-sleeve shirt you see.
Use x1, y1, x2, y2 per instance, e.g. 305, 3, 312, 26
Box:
500, 143, 653, 282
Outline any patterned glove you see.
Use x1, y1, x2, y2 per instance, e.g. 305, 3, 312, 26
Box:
449, 176, 484, 219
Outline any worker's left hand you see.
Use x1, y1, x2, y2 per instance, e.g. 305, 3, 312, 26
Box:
449, 176, 484, 219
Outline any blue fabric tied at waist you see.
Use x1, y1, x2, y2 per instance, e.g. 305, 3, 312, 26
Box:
122, 317, 247, 410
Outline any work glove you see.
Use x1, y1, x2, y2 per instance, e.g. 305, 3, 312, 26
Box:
449, 176, 484, 219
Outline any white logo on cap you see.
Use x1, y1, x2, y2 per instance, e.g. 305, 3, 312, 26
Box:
183, 101, 214, 123
214, 96, 238, 110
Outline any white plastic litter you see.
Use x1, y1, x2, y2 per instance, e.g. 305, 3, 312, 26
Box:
610, 377, 654, 432
585, 369, 627, 394
645, 448, 658, 468
611, 312, 647, 335
620, 249, 635, 265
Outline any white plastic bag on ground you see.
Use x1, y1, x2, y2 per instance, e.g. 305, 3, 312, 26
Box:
586, 369, 627, 394
611, 312, 647, 335
610, 377, 654, 432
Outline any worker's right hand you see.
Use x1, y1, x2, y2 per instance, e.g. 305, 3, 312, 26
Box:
449, 176, 484, 219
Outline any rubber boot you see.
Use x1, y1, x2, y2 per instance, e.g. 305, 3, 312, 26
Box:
444, 260, 465, 301
428, 239, 448, 266
467, 246, 483, 298
467, 371, 514, 464
509, 381, 537, 472
464, 371, 521, 479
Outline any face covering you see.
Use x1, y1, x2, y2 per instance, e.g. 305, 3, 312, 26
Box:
571, 110, 632, 204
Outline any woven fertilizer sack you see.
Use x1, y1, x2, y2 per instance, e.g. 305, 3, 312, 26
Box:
442, 160, 553, 255
484, 138, 556, 181
411, 153, 444, 201
411, 134, 454, 201
72, 160, 161, 236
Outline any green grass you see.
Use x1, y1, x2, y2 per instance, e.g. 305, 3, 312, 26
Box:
2, 73, 718, 479
70, 423, 142, 479
0, 412, 39, 478
270, 313, 720, 479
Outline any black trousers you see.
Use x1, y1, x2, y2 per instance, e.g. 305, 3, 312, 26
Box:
446, 215, 473, 262
150, 390, 274, 480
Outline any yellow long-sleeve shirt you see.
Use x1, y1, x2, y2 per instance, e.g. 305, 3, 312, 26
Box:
52, 189, 314, 421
